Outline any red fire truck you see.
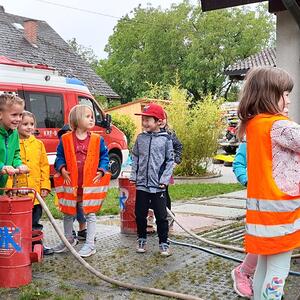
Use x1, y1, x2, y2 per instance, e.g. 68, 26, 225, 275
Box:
0, 56, 128, 179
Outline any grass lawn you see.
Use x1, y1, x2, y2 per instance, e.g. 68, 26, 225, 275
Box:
44, 183, 244, 219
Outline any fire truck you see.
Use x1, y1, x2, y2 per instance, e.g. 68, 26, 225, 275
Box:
0, 56, 128, 179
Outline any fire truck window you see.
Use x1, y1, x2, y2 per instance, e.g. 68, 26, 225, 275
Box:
27, 93, 64, 128
78, 96, 103, 123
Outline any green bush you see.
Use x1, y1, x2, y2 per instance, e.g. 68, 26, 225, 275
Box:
110, 113, 136, 148
165, 86, 225, 176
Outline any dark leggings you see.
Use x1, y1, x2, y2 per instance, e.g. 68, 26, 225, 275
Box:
165, 185, 171, 210
135, 190, 168, 244
32, 204, 43, 230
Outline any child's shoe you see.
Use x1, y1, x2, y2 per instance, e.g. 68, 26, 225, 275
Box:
77, 229, 87, 241
231, 265, 253, 298
78, 244, 96, 257
72, 230, 78, 240
159, 243, 171, 256
53, 238, 78, 253
43, 246, 54, 255
136, 238, 147, 253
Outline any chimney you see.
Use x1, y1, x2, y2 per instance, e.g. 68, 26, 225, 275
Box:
24, 19, 38, 46
0, 6, 5, 13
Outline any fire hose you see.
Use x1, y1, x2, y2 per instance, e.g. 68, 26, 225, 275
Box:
36, 192, 203, 300
166, 196, 300, 259
166, 207, 300, 276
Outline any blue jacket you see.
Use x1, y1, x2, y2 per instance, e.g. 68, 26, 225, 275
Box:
233, 142, 247, 186
54, 133, 109, 173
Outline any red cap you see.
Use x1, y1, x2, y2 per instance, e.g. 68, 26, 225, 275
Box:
135, 103, 165, 120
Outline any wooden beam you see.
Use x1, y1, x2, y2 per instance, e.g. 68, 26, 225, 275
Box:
269, 0, 300, 13
200, 0, 265, 11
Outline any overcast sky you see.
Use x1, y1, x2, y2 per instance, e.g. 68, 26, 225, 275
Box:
0, 0, 201, 59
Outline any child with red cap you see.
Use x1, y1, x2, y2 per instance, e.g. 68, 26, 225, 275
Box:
130, 103, 174, 256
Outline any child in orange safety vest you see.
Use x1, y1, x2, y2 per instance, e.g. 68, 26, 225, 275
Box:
237, 66, 300, 300
53, 104, 110, 258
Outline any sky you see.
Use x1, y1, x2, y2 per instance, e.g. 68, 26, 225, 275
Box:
0, 0, 200, 59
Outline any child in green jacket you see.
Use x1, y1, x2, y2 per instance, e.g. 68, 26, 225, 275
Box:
0, 94, 28, 188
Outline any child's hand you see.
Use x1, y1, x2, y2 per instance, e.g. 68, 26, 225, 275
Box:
159, 184, 166, 189
17, 164, 30, 174
61, 167, 71, 185
41, 189, 49, 198
1, 166, 17, 176
93, 171, 104, 183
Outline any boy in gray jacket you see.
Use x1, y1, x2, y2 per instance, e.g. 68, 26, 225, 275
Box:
130, 103, 174, 256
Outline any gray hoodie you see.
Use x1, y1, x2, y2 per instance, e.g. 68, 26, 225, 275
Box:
130, 131, 174, 192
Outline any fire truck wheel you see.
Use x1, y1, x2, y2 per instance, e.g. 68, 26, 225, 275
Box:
109, 153, 122, 179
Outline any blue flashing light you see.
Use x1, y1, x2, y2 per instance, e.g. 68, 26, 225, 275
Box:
66, 77, 86, 86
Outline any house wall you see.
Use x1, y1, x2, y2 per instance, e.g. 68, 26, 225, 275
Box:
276, 10, 300, 122
109, 102, 144, 138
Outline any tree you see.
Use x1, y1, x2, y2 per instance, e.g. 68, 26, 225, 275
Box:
165, 85, 225, 175
68, 38, 99, 71
97, 1, 274, 101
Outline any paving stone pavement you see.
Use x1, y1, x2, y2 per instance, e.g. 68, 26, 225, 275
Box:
1, 218, 300, 300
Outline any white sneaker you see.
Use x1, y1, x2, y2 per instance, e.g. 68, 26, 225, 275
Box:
53, 238, 78, 253
78, 244, 96, 257
159, 243, 171, 256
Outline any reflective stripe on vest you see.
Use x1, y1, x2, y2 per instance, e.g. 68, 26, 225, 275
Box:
82, 199, 103, 207
59, 198, 77, 208
246, 219, 300, 238
55, 186, 75, 195
247, 198, 300, 213
83, 186, 109, 194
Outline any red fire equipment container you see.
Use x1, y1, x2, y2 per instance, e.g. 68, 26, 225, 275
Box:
119, 177, 137, 234
0, 194, 43, 288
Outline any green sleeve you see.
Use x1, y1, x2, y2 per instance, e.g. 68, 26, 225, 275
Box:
12, 133, 22, 168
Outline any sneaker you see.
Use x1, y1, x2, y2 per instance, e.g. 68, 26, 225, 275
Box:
136, 238, 147, 253
77, 229, 87, 241
78, 244, 96, 257
53, 238, 78, 253
72, 230, 77, 240
231, 265, 253, 298
43, 246, 54, 256
159, 243, 171, 256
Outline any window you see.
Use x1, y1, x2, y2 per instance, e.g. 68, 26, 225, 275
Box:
78, 96, 103, 124
25, 92, 64, 128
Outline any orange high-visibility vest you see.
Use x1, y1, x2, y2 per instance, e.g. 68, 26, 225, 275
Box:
54, 132, 111, 215
246, 113, 300, 255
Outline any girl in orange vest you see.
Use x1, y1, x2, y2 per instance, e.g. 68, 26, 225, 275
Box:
238, 66, 300, 300
53, 104, 110, 257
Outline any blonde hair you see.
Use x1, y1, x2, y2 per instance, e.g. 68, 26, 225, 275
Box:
68, 104, 94, 130
22, 110, 36, 127
0, 94, 24, 111
237, 67, 294, 139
